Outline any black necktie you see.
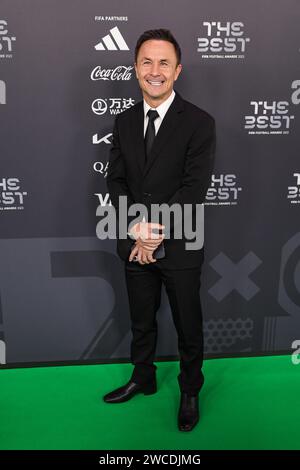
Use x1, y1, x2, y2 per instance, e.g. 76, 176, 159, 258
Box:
143, 109, 165, 260
144, 109, 159, 164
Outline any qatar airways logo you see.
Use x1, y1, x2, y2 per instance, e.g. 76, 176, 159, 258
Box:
91, 65, 133, 81
93, 161, 109, 178
244, 80, 300, 135
197, 21, 250, 59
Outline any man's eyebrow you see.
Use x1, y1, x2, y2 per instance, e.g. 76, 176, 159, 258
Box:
141, 57, 169, 62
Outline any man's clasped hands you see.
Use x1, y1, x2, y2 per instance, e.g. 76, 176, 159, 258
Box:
128, 218, 165, 265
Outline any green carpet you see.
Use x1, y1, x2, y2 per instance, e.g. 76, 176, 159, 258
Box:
0, 355, 299, 450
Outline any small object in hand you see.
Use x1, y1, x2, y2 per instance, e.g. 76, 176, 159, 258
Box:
154, 242, 165, 259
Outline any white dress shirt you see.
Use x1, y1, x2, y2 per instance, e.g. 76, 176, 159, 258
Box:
143, 89, 176, 136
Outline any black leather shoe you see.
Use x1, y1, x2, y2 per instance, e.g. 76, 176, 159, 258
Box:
178, 393, 199, 431
103, 379, 157, 403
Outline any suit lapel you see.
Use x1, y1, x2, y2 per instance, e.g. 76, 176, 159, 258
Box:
131, 91, 185, 177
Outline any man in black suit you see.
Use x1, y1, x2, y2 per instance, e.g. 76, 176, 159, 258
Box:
103, 29, 216, 432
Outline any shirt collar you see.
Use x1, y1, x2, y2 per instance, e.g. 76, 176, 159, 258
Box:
143, 89, 176, 120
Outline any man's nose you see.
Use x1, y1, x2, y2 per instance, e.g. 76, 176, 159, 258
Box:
150, 62, 160, 76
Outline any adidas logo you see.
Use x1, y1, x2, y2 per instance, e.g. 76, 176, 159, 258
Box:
95, 26, 129, 51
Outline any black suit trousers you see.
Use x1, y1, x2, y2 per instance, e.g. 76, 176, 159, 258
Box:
124, 258, 205, 396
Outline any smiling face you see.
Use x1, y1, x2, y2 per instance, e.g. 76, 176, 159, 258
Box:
134, 39, 182, 108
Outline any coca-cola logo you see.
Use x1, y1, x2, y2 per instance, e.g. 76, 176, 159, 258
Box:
91, 65, 133, 81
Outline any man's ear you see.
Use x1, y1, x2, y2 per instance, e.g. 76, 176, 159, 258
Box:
175, 64, 182, 81
134, 62, 139, 79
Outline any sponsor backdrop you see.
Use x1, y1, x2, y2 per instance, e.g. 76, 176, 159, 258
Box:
0, 0, 299, 367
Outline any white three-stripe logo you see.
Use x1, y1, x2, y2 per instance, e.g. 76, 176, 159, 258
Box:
95, 26, 129, 51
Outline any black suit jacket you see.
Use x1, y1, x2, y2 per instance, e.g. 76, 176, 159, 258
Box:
106, 90, 216, 269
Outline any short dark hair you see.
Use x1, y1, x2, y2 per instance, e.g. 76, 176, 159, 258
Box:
135, 29, 182, 66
